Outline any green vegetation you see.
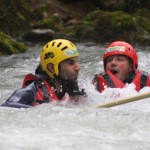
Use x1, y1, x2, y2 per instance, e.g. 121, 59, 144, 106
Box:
0, 32, 27, 55
0, 0, 150, 55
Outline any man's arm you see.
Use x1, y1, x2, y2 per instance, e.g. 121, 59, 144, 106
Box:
1, 83, 37, 108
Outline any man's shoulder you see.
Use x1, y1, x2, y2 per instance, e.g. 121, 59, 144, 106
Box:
22, 73, 37, 88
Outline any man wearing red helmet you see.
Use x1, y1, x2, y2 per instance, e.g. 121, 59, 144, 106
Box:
93, 41, 150, 93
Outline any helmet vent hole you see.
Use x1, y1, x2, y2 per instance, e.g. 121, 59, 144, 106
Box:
52, 42, 55, 46
69, 42, 74, 47
57, 42, 62, 47
46, 44, 49, 48
61, 46, 68, 51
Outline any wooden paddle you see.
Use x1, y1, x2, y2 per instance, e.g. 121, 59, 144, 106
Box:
94, 92, 150, 108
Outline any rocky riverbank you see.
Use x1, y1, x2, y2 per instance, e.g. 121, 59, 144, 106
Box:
0, 0, 150, 55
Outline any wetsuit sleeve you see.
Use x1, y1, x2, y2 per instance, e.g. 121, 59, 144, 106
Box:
1, 82, 37, 108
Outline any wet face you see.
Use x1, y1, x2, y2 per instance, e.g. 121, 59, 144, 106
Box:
105, 55, 133, 82
59, 57, 80, 82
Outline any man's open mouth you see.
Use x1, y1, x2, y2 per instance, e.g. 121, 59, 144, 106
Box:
111, 70, 118, 75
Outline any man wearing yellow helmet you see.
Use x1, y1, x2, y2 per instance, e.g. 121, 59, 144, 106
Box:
1, 39, 86, 108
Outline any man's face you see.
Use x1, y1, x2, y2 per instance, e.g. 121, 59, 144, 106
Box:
105, 55, 133, 82
59, 57, 80, 82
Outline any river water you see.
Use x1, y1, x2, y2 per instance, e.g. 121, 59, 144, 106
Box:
0, 42, 150, 150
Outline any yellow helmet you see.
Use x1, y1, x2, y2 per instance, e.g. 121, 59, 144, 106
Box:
40, 39, 79, 78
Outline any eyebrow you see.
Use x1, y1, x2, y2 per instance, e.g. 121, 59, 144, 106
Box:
64, 59, 75, 63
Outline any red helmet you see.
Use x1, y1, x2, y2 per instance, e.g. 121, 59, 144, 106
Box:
103, 41, 138, 71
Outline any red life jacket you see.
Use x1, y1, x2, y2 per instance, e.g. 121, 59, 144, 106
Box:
22, 74, 60, 105
93, 70, 150, 93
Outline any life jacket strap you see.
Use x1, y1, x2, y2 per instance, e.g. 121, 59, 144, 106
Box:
100, 72, 115, 88
140, 71, 148, 89
35, 80, 50, 103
